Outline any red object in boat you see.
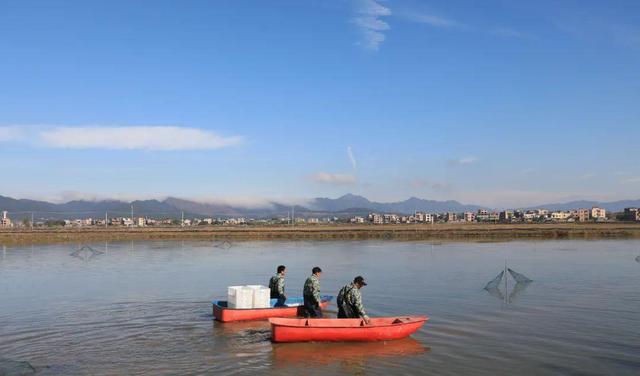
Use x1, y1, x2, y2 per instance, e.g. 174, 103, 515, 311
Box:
269, 316, 428, 343
212, 296, 332, 322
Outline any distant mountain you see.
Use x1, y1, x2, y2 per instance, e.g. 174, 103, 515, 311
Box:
2, 193, 638, 220
0, 195, 188, 220
309, 194, 483, 214
311, 193, 373, 212
527, 199, 640, 212
0, 193, 484, 219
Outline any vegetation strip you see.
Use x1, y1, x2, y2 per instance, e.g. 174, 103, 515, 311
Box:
2, 223, 640, 245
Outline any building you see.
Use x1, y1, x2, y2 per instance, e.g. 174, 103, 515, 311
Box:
623, 208, 640, 222
136, 217, 146, 227
463, 212, 476, 222
551, 211, 571, 221
476, 209, 489, 222
499, 210, 514, 222
446, 213, 457, 222
576, 209, 590, 222
590, 207, 606, 221
1, 211, 12, 228
369, 213, 383, 225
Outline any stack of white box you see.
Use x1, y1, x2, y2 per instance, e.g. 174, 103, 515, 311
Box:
228, 285, 271, 309
246, 285, 271, 308
227, 286, 253, 309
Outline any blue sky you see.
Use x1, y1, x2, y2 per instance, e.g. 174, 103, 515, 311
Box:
0, 0, 639, 208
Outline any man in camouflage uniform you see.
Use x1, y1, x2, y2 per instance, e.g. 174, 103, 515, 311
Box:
303, 266, 323, 318
337, 276, 370, 324
269, 265, 286, 307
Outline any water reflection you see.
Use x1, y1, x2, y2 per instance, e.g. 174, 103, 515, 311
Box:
272, 337, 428, 368
635, 255, 640, 263
213, 240, 233, 250
69, 245, 104, 262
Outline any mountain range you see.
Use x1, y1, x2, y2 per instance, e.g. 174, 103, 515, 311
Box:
1, 194, 638, 220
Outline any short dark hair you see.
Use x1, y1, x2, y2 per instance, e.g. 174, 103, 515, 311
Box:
277, 265, 286, 273
312, 266, 322, 274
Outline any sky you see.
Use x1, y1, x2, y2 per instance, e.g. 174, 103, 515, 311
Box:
0, 0, 639, 208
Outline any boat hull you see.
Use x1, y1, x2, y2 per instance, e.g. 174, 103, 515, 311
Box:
270, 316, 428, 343
213, 296, 332, 322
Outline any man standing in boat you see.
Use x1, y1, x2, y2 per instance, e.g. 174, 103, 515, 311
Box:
303, 266, 323, 318
337, 276, 370, 324
269, 265, 287, 307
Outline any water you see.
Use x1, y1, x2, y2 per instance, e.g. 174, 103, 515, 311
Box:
1, 240, 639, 375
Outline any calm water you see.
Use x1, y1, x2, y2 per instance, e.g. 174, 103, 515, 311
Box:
1, 240, 639, 375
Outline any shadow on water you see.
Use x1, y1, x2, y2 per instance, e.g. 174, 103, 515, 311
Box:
69, 245, 104, 262
212, 320, 272, 345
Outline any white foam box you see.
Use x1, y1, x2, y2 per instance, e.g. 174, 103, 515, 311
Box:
228, 286, 253, 309
246, 285, 271, 308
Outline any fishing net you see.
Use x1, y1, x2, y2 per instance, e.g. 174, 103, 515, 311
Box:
508, 268, 532, 283
508, 281, 530, 302
484, 271, 504, 290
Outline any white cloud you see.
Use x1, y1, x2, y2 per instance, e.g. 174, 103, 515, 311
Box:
190, 195, 313, 209
308, 172, 357, 185
352, 0, 391, 51
580, 173, 595, 180
448, 156, 477, 166
0, 126, 26, 142
347, 146, 357, 170
623, 177, 640, 183
38, 126, 242, 150
410, 13, 462, 29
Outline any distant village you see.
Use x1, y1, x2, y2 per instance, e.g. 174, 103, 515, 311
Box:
352, 207, 626, 224
0, 209, 339, 229
2, 206, 640, 229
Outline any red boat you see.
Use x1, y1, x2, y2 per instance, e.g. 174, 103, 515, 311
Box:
269, 316, 428, 343
212, 296, 333, 322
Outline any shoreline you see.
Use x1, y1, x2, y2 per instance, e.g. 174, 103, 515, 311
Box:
2, 223, 640, 245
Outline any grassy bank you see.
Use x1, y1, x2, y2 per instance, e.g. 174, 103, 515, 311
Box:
2, 223, 640, 245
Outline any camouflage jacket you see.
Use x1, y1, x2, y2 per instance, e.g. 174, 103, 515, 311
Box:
303, 274, 321, 304
269, 274, 285, 297
337, 283, 366, 318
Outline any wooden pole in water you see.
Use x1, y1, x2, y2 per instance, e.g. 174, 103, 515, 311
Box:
504, 260, 508, 305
